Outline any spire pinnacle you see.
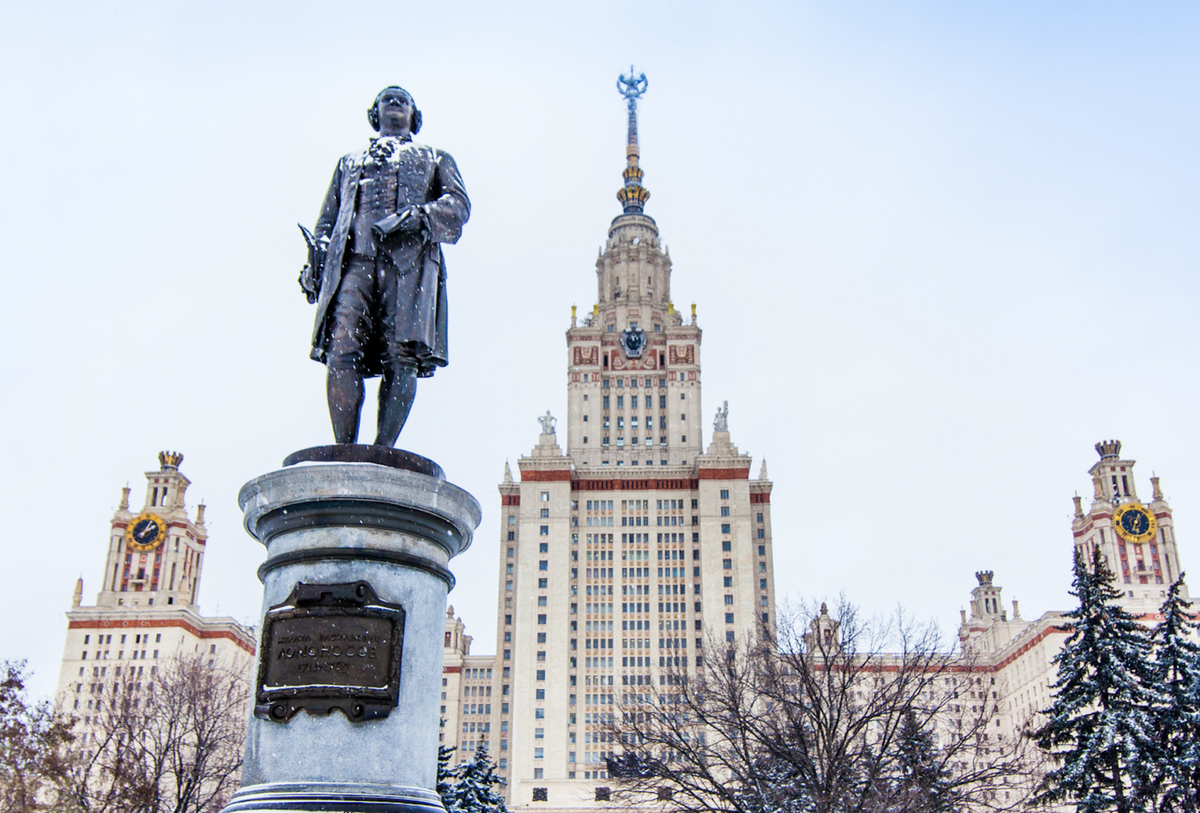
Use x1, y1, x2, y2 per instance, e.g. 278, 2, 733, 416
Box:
616, 66, 650, 214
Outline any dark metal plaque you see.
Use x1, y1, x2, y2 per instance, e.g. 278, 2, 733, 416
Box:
255, 581, 405, 723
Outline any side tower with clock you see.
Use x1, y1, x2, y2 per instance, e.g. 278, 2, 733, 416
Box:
53, 452, 255, 720
1072, 439, 1184, 613
96, 450, 208, 609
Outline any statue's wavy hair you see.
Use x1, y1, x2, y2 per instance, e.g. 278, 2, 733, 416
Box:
367, 86, 422, 135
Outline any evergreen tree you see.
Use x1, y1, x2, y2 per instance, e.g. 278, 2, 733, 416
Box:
437, 743, 459, 807
890, 710, 957, 813
1150, 575, 1200, 813
443, 746, 507, 813
1032, 547, 1163, 813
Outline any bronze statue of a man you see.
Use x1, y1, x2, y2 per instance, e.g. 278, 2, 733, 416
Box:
300, 86, 469, 446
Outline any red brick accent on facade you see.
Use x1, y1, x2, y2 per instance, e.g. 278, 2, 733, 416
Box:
573, 478, 700, 492
520, 470, 573, 482
750, 492, 770, 503
697, 468, 750, 480
68, 618, 255, 655
443, 665, 462, 673
501, 495, 521, 506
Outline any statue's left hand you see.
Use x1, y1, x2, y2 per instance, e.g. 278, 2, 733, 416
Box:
372, 206, 425, 240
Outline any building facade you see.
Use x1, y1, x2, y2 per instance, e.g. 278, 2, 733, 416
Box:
442, 605, 500, 755
54, 452, 256, 735
477, 83, 778, 810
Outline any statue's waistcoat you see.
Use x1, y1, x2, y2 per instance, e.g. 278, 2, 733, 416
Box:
348, 142, 436, 261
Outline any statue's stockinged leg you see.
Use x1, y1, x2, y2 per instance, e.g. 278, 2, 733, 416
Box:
375, 364, 417, 447
327, 367, 365, 444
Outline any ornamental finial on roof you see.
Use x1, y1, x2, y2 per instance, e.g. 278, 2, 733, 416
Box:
616, 66, 650, 214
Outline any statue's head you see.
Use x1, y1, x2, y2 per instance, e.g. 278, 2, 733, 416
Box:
368, 86, 423, 136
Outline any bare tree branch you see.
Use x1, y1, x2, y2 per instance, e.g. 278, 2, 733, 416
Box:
58, 652, 249, 813
604, 600, 1044, 813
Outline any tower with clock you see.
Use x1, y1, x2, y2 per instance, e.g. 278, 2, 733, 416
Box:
96, 450, 209, 609
53, 452, 255, 722
1072, 439, 1184, 612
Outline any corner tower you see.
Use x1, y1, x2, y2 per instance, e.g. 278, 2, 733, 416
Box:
54, 452, 255, 725
1072, 439, 1184, 612
97, 451, 209, 609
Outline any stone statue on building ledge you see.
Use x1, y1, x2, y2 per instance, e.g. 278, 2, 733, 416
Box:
299, 85, 470, 448
539, 411, 557, 435
713, 401, 729, 433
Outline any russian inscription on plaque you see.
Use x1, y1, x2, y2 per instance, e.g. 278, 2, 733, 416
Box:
255, 581, 405, 722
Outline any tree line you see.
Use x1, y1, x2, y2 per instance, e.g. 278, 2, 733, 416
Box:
599, 553, 1200, 813
0, 654, 509, 813
5, 547, 1197, 813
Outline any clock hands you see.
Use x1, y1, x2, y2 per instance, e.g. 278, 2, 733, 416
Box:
133, 518, 159, 544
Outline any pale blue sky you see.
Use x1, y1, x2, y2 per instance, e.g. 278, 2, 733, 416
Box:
2, 1, 1197, 701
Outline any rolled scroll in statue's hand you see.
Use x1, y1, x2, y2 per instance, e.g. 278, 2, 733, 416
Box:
371, 206, 425, 240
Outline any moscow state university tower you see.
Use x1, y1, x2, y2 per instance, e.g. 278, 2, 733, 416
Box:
491, 74, 777, 809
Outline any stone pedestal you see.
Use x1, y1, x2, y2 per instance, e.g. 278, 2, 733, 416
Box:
222, 452, 480, 813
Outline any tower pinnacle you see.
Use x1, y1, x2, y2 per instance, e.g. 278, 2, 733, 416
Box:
616, 66, 650, 214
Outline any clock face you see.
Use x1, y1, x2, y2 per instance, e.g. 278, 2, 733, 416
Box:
125, 512, 167, 552
1113, 503, 1158, 544
620, 326, 646, 358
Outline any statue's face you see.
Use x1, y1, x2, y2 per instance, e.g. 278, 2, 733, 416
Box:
376, 89, 414, 137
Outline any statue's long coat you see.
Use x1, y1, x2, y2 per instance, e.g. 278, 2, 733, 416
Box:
310, 142, 469, 377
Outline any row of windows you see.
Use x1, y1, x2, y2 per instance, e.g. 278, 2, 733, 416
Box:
596, 436, 684, 447
82, 633, 162, 645
81, 649, 160, 661
596, 415, 670, 429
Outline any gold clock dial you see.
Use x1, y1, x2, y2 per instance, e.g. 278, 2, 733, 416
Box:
1113, 503, 1158, 544
125, 512, 167, 552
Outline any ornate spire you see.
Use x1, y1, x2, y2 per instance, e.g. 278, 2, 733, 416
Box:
616, 66, 650, 214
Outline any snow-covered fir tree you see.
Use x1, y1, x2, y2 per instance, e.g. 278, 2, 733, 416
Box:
1032, 547, 1164, 813
437, 743, 458, 806
1150, 576, 1200, 813
888, 710, 957, 813
443, 746, 507, 813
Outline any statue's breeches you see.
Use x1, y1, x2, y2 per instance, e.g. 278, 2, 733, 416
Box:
325, 254, 420, 375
